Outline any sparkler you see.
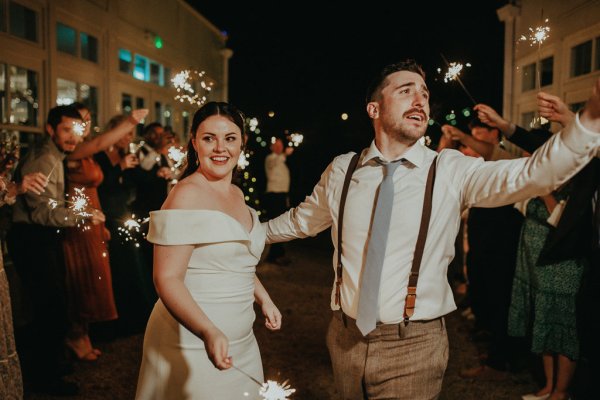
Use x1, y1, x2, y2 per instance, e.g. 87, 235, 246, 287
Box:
230, 365, 296, 400
171, 69, 214, 106
167, 146, 187, 169
118, 214, 149, 247
519, 14, 551, 127
439, 54, 477, 105
72, 121, 88, 137
70, 188, 92, 218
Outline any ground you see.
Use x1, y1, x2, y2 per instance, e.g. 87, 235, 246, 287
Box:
25, 233, 540, 400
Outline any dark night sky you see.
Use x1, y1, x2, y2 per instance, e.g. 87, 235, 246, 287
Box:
184, 1, 509, 201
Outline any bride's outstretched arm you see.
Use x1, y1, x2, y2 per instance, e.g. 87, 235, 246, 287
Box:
254, 275, 282, 330
153, 243, 232, 370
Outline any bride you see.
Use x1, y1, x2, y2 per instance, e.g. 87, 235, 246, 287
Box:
136, 102, 281, 399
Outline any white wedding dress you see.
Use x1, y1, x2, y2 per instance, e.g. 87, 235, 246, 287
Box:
135, 208, 266, 400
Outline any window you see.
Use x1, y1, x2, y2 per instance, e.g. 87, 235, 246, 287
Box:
7, 64, 39, 126
540, 56, 553, 87
154, 101, 162, 123
571, 40, 592, 77
134, 54, 148, 81
80, 32, 98, 62
119, 49, 132, 73
56, 23, 77, 55
596, 36, 600, 71
150, 61, 163, 85
521, 63, 536, 92
56, 22, 98, 63
122, 93, 132, 114
56, 78, 98, 128
521, 111, 535, 128
9, 1, 37, 42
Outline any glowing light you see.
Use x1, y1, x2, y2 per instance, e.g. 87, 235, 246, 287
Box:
443, 62, 465, 83
238, 153, 250, 169
72, 121, 88, 137
118, 214, 149, 245
167, 146, 187, 169
289, 133, 303, 147
268, 111, 275, 118
70, 188, 92, 217
259, 380, 296, 400
171, 69, 214, 107
341, 113, 348, 120
520, 19, 550, 46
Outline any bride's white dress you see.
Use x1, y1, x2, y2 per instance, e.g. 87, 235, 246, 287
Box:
135, 208, 266, 400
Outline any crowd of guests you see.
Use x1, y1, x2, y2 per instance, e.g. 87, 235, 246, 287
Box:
438, 93, 599, 400
0, 103, 183, 397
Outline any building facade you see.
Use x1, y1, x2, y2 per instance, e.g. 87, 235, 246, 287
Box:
0, 0, 230, 148
497, 0, 600, 129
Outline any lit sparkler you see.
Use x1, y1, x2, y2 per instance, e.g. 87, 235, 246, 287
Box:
230, 365, 295, 400
118, 214, 149, 247
48, 198, 58, 209
70, 188, 92, 217
259, 380, 296, 400
439, 54, 476, 105
520, 19, 550, 47
238, 153, 250, 170
72, 121, 88, 137
171, 69, 214, 107
167, 146, 187, 169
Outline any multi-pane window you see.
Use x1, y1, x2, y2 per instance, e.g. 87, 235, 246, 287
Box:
0, 64, 39, 126
521, 63, 536, 92
521, 111, 535, 128
9, 1, 37, 42
571, 40, 592, 77
56, 78, 98, 129
56, 22, 98, 63
120, 48, 168, 87
521, 56, 553, 92
540, 56, 553, 87
119, 49, 132, 74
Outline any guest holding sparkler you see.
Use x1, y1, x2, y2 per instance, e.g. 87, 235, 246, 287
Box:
95, 114, 157, 336
7, 105, 104, 396
264, 60, 600, 399
136, 101, 281, 399
473, 96, 598, 400
61, 103, 148, 362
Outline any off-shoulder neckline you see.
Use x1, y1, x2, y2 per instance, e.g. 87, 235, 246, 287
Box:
152, 207, 256, 235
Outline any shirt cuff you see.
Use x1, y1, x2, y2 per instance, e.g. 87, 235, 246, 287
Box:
559, 112, 600, 155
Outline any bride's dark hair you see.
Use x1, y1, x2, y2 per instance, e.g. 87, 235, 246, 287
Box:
180, 101, 246, 180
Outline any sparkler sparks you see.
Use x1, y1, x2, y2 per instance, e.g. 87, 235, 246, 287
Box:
118, 214, 149, 247
72, 121, 88, 137
238, 153, 250, 170
167, 146, 187, 169
48, 199, 58, 209
171, 69, 214, 106
259, 380, 296, 400
439, 54, 476, 105
520, 19, 550, 46
70, 188, 92, 217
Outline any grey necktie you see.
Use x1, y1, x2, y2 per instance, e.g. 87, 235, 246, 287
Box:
356, 159, 402, 336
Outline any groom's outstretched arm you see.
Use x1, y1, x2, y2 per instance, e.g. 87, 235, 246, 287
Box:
264, 156, 345, 244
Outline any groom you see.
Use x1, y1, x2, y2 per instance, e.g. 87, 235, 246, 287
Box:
264, 59, 600, 399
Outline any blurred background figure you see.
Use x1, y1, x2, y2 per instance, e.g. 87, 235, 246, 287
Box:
263, 136, 293, 266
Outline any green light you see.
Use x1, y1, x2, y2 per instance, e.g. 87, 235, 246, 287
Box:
450, 120, 457, 126
462, 108, 471, 117
428, 119, 434, 126
154, 36, 163, 49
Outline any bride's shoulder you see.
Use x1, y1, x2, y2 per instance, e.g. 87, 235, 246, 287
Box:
161, 177, 210, 210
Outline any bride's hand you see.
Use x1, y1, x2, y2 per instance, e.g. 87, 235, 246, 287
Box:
202, 326, 232, 370
262, 300, 282, 331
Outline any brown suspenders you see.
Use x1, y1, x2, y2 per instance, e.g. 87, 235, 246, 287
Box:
335, 152, 438, 322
